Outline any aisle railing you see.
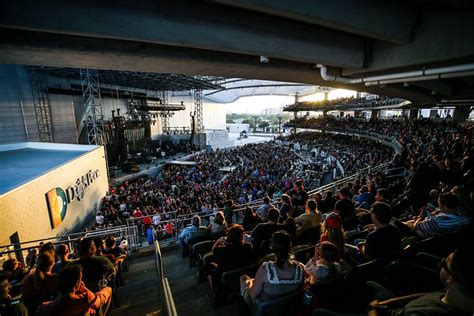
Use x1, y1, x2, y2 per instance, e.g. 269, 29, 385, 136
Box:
154, 236, 178, 316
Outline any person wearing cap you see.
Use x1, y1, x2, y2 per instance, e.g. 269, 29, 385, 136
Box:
288, 179, 308, 217
358, 202, 401, 262
319, 213, 345, 259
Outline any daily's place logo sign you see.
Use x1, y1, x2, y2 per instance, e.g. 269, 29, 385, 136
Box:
45, 169, 100, 229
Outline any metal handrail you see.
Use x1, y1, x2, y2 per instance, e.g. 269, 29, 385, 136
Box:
162, 277, 178, 316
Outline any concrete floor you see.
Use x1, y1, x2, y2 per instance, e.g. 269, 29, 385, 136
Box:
110, 256, 161, 316
163, 248, 240, 316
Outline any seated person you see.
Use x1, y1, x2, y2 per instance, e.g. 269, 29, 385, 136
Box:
103, 236, 127, 258
295, 199, 322, 237
242, 207, 260, 232
207, 225, 256, 291
250, 208, 287, 257
179, 215, 208, 256
21, 252, 58, 315
333, 187, 357, 230
36, 265, 112, 315
74, 238, 115, 292
357, 202, 401, 262
240, 231, 304, 308
355, 185, 375, 207
304, 242, 348, 285
52, 243, 73, 274
411, 193, 470, 239
2, 258, 28, 284
208, 211, 228, 234
319, 213, 346, 259
0, 272, 28, 316
315, 248, 474, 316
256, 196, 275, 222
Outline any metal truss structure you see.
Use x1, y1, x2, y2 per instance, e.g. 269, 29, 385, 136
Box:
160, 90, 171, 134
29, 67, 54, 142
194, 89, 203, 132
47, 68, 223, 91
80, 69, 105, 145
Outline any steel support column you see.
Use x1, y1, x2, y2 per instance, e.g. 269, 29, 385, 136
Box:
80, 69, 104, 145
160, 90, 170, 134
194, 89, 204, 132
29, 67, 54, 142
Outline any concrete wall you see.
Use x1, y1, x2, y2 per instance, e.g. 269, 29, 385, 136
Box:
0, 65, 226, 144
0, 64, 37, 143
0, 145, 108, 245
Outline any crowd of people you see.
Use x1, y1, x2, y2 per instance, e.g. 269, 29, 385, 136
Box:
1, 236, 127, 315
2, 114, 473, 315
94, 131, 395, 236
175, 116, 474, 315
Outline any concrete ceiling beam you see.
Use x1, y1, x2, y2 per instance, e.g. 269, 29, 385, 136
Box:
342, 9, 474, 76
0, 29, 436, 104
0, 0, 364, 68
209, 0, 415, 44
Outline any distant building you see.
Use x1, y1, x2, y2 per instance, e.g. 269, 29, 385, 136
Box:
226, 123, 250, 133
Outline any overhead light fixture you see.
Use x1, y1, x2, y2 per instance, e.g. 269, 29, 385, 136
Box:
260, 56, 269, 64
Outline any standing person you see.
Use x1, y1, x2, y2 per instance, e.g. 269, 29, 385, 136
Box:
288, 179, 309, 217
147, 226, 155, 245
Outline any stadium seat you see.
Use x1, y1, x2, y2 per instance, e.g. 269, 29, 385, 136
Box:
219, 264, 258, 306
295, 226, 321, 245
252, 290, 303, 316
290, 244, 315, 263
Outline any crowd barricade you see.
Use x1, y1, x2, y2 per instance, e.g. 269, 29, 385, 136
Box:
0, 225, 140, 267
118, 129, 406, 243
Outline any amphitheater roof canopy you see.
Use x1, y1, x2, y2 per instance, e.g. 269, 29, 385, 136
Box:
46, 67, 224, 91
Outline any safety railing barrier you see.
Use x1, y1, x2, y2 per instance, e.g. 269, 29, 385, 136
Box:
162, 278, 178, 316
153, 235, 178, 316
0, 225, 140, 267
297, 127, 403, 153
124, 163, 406, 243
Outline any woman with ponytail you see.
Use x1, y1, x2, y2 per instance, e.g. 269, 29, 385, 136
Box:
240, 230, 304, 308
21, 252, 58, 314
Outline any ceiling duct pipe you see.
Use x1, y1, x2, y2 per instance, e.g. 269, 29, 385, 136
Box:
317, 63, 474, 86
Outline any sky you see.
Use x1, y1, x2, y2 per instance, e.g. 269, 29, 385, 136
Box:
224, 89, 358, 114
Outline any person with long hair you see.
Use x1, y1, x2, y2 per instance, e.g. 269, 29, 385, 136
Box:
21, 252, 58, 314
279, 194, 293, 221
240, 231, 304, 307
319, 213, 346, 258
304, 242, 346, 284
208, 211, 228, 234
